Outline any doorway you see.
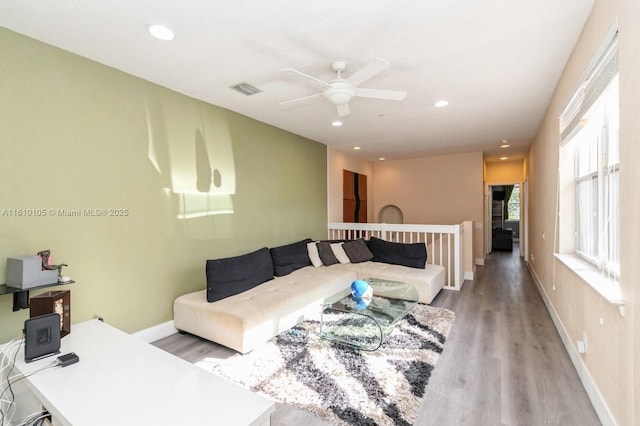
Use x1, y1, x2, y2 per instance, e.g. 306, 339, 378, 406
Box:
487, 183, 523, 255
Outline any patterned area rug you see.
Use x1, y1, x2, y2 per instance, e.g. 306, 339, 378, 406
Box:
208, 304, 455, 426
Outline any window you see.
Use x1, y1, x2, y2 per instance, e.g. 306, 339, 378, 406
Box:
559, 33, 619, 277
571, 76, 619, 273
507, 185, 520, 220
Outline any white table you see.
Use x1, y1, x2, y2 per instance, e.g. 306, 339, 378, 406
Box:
1, 320, 275, 425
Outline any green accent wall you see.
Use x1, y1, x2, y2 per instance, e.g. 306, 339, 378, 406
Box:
0, 28, 327, 342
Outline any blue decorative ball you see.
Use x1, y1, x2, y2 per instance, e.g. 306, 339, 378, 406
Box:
355, 297, 371, 310
351, 279, 370, 299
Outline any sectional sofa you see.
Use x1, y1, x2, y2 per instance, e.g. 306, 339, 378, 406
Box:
173, 237, 445, 353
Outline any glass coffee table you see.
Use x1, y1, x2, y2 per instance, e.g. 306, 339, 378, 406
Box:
319, 278, 419, 351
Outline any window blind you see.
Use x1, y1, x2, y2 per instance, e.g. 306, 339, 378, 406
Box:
560, 31, 618, 143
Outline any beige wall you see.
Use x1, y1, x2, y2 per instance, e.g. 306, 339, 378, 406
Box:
621, 0, 640, 420
484, 159, 525, 183
327, 147, 374, 223
527, 0, 639, 423
0, 28, 327, 342
373, 152, 484, 263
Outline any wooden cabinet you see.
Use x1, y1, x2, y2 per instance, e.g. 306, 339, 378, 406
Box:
30, 290, 71, 337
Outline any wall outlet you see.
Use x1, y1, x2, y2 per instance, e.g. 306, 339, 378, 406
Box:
530, 253, 535, 263
577, 332, 587, 354
542, 231, 545, 240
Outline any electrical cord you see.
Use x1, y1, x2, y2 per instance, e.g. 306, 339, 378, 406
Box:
15, 410, 50, 426
0, 339, 23, 420
0, 337, 23, 426
32, 415, 49, 426
1, 361, 60, 397
0, 336, 58, 426
0, 338, 22, 378
0, 361, 59, 401
0, 362, 58, 426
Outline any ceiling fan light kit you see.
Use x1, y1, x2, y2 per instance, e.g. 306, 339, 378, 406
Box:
281, 57, 406, 117
323, 82, 356, 106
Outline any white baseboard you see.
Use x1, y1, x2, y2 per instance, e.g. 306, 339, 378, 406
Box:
132, 320, 178, 343
464, 265, 476, 280
527, 264, 616, 426
475, 258, 484, 266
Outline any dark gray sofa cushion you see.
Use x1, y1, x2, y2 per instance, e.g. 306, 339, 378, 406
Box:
316, 242, 340, 265
367, 236, 427, 269
342, 238, 374, 263
269, 238, 313, 277
206, 247, 274, 302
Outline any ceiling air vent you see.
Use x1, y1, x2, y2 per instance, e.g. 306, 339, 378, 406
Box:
229, 82, 262, 96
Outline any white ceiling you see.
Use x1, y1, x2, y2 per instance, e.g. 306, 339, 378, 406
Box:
0, 0, 595, 162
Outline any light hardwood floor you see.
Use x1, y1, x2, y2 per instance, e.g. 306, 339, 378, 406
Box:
153, 246, 601, 425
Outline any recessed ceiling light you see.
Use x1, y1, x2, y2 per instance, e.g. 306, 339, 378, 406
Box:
353, 146, 361, 150
331, 120, 343, 127
434, 100, 449, 108
378, 157, 386, 161
500, 156, 509, 160
147, 24, 175, 41
500, 144, 510, 148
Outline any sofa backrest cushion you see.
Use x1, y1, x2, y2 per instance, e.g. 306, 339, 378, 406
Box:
307, 242, 323, 267
367, 236, 427, 269
269, 238, 313, 277
316, 242, 340, 265
330, 243, 351, 264
206, 247, 274, 302
342, 238, 374, 263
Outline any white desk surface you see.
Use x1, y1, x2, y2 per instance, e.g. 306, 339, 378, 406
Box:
8, 320, 275, 426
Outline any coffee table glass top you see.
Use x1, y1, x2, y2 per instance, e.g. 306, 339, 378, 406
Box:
319, 277, 419, 351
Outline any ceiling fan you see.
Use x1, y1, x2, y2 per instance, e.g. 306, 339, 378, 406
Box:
280, 57, 407, 117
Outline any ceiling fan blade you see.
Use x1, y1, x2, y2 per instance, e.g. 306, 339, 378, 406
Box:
281, 68, 331, 90
337, 104, 351, 117
355, 87, 407, 101
347, 57, 391, 86
279, 93, 322, 105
